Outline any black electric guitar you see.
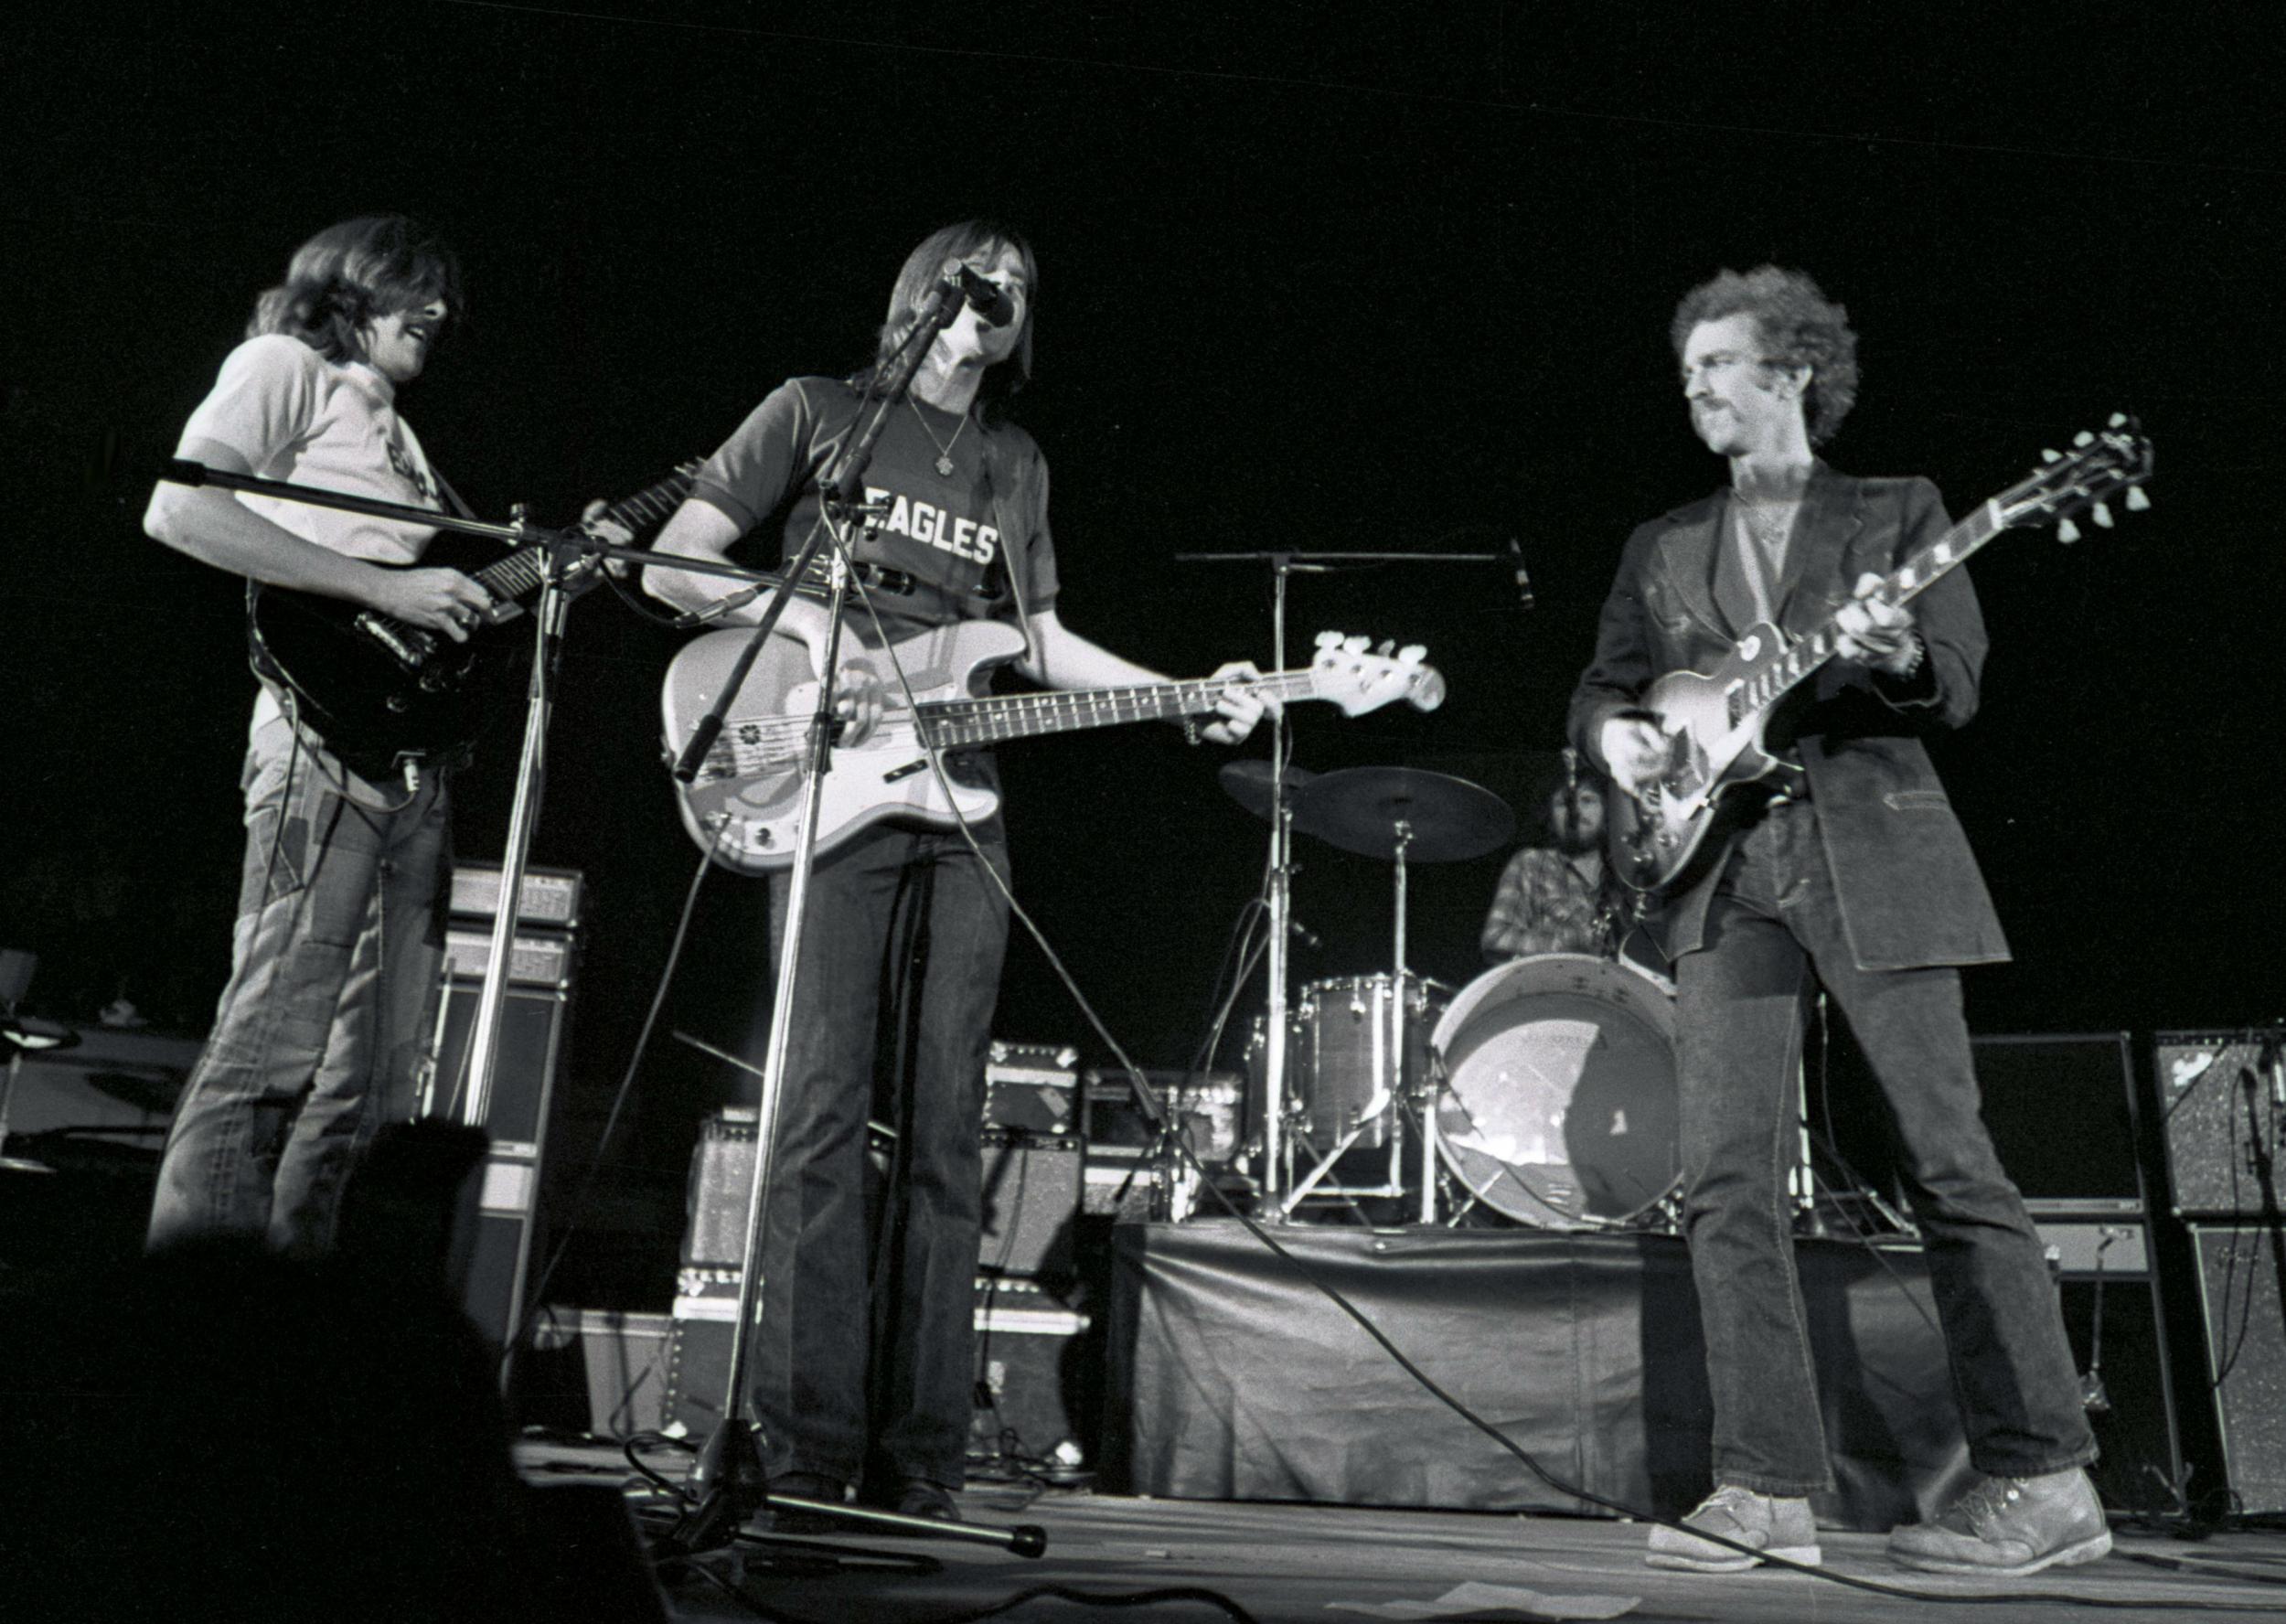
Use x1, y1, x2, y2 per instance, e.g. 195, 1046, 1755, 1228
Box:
1609, 417, 2154, 894
248, 462, 697, 780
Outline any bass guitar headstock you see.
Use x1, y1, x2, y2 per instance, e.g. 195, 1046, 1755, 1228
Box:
1309, 631, 1447, 715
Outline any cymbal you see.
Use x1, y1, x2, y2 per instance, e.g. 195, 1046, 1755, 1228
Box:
1217, 759, 1319, 825
1293, 766, 1515, 863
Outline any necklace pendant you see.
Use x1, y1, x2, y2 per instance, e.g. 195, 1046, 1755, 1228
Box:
935, 454, 956, 477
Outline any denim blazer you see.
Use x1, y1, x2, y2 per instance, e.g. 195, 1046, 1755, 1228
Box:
1569, 462, 2011, 972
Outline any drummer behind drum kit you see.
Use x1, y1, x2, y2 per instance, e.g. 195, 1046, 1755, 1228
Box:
1216, 760, 1684, 1232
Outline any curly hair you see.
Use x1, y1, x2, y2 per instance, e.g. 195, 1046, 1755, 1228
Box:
248, 216, 463, 366
865, 219, 1037, 409
1671, 265, 1859, 446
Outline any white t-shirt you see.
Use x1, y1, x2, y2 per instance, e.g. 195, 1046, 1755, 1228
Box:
178, 332, 443, 562
176, 333, 446, 742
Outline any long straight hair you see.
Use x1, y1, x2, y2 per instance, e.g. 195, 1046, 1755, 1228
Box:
249, 216, 463, 365
865, 219, 1038, 410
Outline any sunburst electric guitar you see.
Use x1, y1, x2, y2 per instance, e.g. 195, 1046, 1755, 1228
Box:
248, 462, 698, 780
663, 625, 1447, 872
1609, 416, 2154, 894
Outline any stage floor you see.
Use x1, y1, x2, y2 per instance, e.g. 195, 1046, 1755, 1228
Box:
521, 1441, 2286, 1623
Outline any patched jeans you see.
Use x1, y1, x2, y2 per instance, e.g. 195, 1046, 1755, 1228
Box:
149, 716, 450, 1258
745, 822, 1009, 1490
1673, 798, 2096, 1496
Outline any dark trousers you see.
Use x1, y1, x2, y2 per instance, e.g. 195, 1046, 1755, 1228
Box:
747, 822, 1010, 1489
1672, 799, 2096, 1496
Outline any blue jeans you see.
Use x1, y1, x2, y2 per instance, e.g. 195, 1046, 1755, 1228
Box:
1673, 798, 2095, 1496
746, 821, 1010, 1489
149, 716, 450, 1257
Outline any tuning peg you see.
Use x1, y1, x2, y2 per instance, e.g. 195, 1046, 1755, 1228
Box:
1398, 644, 1426, 663
1316, 630, 1343, 648
2056, 516, 2081, 544
2041, 448, 2062, 464
2124, 486, 2151, 511
1343, 634, 1369, 653
2073, 430, 2095, 447
2108, 412, 2128, 428
1376, 639, 1395, 657
2091, 502, 2114, 529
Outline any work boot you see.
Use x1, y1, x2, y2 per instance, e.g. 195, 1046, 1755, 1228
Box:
1645, 1483, 1821, 1572
1886, 1467, 2110, 1576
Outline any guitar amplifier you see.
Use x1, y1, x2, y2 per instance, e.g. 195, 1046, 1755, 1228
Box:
449, 862, 583, 930
442, 927, 577, 991
979, 1132, 1082, 1278
985, 1042, 1081, 1138
2154, 1031, 2286, 1216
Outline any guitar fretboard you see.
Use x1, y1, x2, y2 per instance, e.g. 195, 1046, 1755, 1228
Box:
710, 668, 1333, 777
364, 464, 696, 657
1724, 499, 2007, 729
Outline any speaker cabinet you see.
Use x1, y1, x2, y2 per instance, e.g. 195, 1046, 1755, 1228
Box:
2032, 1215, 2185, 1514
420, 976, 573, 1349
2187, 1222, 2286, 1515
2155, 1033, 2286, 1217
979, 1132, 1082, 1279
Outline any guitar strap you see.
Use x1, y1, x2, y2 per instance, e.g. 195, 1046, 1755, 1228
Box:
427, 464, 480, 526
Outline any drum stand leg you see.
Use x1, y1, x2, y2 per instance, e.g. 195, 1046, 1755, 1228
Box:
1276, 1117, 1378, 1216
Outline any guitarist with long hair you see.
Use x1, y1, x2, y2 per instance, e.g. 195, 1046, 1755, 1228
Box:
142, 216, 494, 1259
1572, 267, 2106, 1577
642, 220, 1266, 1525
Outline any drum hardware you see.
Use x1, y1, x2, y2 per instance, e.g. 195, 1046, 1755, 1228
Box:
1178, 544, 1513, 1220
1279, 767, 1515, 1222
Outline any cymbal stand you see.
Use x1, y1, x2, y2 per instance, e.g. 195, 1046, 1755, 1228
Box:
1171, 545, 1505, 1216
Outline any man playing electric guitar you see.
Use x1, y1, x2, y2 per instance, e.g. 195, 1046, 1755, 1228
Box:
641, 220, 1266, 1527
1571, 267, 2106, 1576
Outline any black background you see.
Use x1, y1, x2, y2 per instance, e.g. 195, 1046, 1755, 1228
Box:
6, 3, 2280, 1300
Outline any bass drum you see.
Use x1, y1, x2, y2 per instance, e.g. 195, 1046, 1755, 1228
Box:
1430, 953, 1679, 1230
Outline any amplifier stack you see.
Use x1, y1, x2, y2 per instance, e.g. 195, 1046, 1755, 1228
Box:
2155, 1030, 2286, 1517
418, 861, 582, 1352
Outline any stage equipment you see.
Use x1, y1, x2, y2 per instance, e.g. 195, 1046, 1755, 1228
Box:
2031, 1212, 2189, 1516
1173, 541, 1515, 1220
1277, 765, 1514, 1219
979, 1130, 1084, 1278
984, 1041, 1081, 1137
1429, 954, 1679, 1230
2185, 1221, 2286, 1516
2156, 1031, 2286, 1218
418, 880, 582, 1352
1106, 1223, 1972, 1533
971, 1277, 1094, 1470
0, 950, 76, 1175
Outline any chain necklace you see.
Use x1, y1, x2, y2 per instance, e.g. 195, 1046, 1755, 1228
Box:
908, 396, 971, 477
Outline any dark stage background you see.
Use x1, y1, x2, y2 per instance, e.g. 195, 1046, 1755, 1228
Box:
6, 5, 2280, 1300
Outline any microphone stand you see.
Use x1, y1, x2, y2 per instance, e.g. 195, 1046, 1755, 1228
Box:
661, 278, 1049, 1561
157, 460, 766, 1373
1170, 545, 1507, 1220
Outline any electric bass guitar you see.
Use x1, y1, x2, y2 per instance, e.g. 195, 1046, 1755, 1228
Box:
1609, 416, 2153, 894
662, 623, 1447, 872
248, 462, 697, 779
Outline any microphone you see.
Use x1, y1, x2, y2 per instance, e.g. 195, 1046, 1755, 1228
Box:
942, 261, 1016, 328
1505, 536, 1535, 610
671, 582, 765, 630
